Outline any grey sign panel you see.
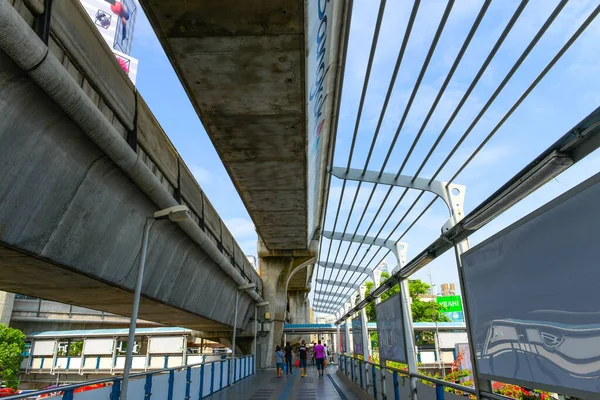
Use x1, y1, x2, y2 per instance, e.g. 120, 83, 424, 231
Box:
375, 293, 407, 364
341, 323, 348, 353
352, 316, 364, 357
461, 172, 600, 398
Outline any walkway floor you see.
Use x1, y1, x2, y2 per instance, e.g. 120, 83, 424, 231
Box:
210, 364, 359, 400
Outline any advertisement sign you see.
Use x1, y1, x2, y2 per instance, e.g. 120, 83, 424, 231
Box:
375, 293, 407, 363
352, 316, 364, 358
78, 0, 140, 85
436, 295, 464, 322
340, 323, 348, 353
455, 343, 472, 382
306, 0, 337, 240
461, 172, 600, 398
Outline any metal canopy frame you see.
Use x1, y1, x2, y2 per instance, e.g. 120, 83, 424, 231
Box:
314, 0, 600, 398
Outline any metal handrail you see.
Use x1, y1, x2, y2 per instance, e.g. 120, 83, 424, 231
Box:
5, 355, 255, 399
411, 372, 476, 394
340, 354, 477, 395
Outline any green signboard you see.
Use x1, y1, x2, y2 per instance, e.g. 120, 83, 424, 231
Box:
436, 296, 463, 312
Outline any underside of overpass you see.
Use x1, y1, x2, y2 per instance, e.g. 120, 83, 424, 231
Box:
138, 0, 350, 366
0, 0, 264, 334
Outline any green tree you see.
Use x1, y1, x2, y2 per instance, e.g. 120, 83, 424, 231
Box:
0, 324, 26, 390
362, 273, 450, 343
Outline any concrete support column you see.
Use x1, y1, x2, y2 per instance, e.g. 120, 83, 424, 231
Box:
256, 256, 292, 368
288, 291, 309, 323
0, 291, 15, 326
256, 239, 317, 368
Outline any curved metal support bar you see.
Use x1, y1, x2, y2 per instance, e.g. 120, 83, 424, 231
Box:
314, 302, 342, 309
314, 290, 351, 299
314, 295, 351, 306
318, 261, 373, 277
330, 166, 466, 231
316, 279, 360, 290
322, 230, 399, 253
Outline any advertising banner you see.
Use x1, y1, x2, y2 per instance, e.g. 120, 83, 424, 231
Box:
340, 323, 348, 353
375, 293, 407, 364
352, 316, 364, 358
461, 171, 600, 398
436, 295, 464, 322
306, 0, 338, 240
455, 343, 472, 382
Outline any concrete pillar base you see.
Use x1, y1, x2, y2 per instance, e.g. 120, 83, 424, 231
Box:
0, 291, 15, 326
255, 248, 315, 368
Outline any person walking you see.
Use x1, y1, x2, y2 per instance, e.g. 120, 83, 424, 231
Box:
297, 340, 308, 377
275, 346, 285, 378
284, 342, 294, 374
314, 340, 326, 377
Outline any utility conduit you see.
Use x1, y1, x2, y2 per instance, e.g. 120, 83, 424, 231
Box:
0, 0, 263, 303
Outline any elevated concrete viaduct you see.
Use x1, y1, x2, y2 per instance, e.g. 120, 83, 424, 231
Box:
137, 0, 350, 365
0, 0, 262, 333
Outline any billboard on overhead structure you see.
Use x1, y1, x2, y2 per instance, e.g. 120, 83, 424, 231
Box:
78, 0, 139, 84
461, 171, 600, 398
306, 0, 341, 242
352, 316, 364, 358
375, 293, 407, 364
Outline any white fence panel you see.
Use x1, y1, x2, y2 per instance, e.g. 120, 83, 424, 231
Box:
221, 360, 229, 387
189, 366, 201, 400
172, 369, 187, 400
73, 386, 112, 400
212, 362, 221, 392
151, 373, 170, 399
32, 341, 55, 356
202, 364, 212, 397
125, 376, 147, 399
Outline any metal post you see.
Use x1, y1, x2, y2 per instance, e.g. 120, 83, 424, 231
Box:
453, 243, 492, 399
167, 370, 175, 400
253, 305, 258, 374
393, 371, 399, 400
436, 383, 445, 400
359, 286, 371, 361
400, 279, 418, 400
185, 367, 191, 400
199, 363, 205, 399
336, 325, 340, 363
144, 374, 152, 399
230, 290, 239, 385
121, 217, 152, 400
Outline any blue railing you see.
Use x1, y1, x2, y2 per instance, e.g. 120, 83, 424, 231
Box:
338, 354, 478, 400
6, 355, 254, 399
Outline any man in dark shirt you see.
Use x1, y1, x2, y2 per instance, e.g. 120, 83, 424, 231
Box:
297, 340, 308, 377
284, 342, 293, 374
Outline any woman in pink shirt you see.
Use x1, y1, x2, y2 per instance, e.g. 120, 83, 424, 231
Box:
314, 340, 326, 377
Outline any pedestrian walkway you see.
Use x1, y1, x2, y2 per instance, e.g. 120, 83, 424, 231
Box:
209, 365, 359, 400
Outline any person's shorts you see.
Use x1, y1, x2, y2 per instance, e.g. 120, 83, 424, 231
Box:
316, 358, 325, 370
276, 363, 283, 369
299, 359, 307, 368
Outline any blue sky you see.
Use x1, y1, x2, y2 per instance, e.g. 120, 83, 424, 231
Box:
131, 1, 600, 313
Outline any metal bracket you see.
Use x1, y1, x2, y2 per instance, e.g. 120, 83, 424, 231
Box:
330, 166, 466, 233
